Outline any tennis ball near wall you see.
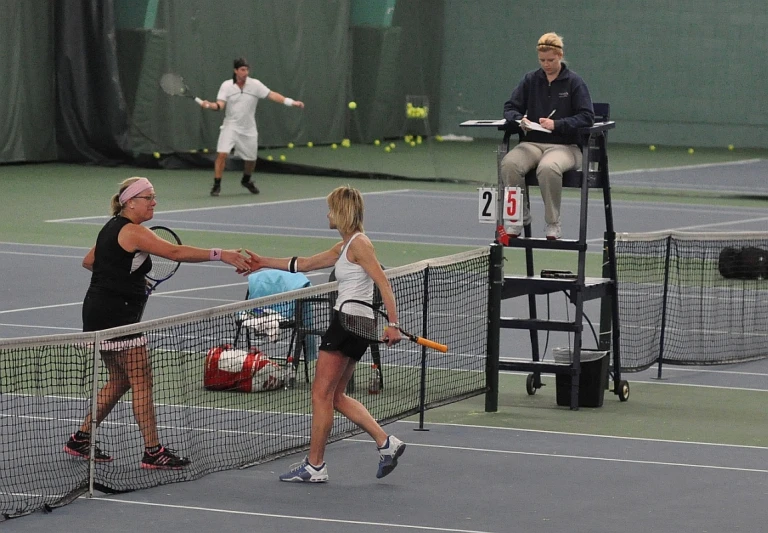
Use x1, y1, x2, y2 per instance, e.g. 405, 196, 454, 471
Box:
267, 155, 273, 161
288, 142, 294, 149
374, 139, 380, 146
331, 143, 338, 150
649, 145, 656, 151
384, 146, 391, 153
348, 101, 357, 110
389, 143, 396, 149
153, 152, 160, 159
687, 148, 695, 154
280, 154, 286, 161
728, 144, 734, 151
410, 141, 416, 147
307, 141, 313, 148
203, 148, 209, 153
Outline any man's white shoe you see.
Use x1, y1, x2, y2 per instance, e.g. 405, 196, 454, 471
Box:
545, 223, 562, 240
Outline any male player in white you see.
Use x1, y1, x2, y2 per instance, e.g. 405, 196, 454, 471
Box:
200, 57, 304, 196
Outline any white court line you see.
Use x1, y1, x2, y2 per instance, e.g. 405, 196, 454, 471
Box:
610, 158, 763, 175
395, 421, 768, 450
0, 323, 80, 332
0, 250, 84, 259
0, 281, 248, 315
349, 441, 768, 474
654, 367, 768, 377
89, 499, 499, 533
46, 190, 411, 223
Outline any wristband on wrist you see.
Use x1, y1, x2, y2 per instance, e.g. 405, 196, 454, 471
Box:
210, 248, 222, 261
388, 322, 399, 328
289, 256, 298, 273
283, 97, 295, 107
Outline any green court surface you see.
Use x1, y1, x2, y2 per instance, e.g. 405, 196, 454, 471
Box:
412, 373, 768, 448
4, 141, 768, 451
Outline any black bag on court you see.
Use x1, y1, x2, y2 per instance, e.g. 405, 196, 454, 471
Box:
718, 246, 768, 280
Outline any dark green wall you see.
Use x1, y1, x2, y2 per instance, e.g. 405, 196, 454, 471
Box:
4, 0, 768, 164
440, 0, 768, 148
1, 0, 56, 163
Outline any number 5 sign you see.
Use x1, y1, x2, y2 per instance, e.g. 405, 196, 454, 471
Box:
503, 187, 523, 223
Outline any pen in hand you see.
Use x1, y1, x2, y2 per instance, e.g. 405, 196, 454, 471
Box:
546, 110, 556, 119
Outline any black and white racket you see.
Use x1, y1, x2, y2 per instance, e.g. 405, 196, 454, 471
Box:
160, 73, 203, 106
337, 299, 448, 353
138, 226, 182, 320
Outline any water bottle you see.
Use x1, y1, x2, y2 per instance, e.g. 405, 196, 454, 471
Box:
285, 356, 296, 389
368, 364, 381, 395
588, 136, 600, 173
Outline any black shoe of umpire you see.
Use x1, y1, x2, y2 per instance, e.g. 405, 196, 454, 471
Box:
241, 179, 259, 194
210, 182, 221, 197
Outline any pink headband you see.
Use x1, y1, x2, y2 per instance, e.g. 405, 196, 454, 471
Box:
119, 178, 153, 205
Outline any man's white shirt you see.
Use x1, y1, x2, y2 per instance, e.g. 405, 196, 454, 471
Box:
216, 77, 270, 133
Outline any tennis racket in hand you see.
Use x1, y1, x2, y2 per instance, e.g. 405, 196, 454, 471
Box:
160, 73, 204, 106
138, 226, 182, 320
338, 299, 448, 353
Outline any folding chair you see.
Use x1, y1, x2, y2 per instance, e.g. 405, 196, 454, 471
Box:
233, 269, 329, 385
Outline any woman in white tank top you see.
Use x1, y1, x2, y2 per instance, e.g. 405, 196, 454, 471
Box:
245, 186, 406, 483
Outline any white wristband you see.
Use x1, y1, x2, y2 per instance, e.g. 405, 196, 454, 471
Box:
283, 98, 294, 107
195, 97, 203, 106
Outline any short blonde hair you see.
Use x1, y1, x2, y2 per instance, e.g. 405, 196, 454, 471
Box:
111, 177, 145, 216
327, 186, 364, 235
537, 32, 564, 57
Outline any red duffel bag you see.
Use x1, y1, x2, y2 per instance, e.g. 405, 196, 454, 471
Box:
204, 345, 284, 392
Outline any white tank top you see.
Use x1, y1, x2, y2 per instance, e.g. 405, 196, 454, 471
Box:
334, 233, 374, 315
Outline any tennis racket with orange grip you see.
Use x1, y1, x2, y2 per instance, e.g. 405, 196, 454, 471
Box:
337, 299, 448, 353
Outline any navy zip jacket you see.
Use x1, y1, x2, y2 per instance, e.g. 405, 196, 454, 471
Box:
503, 63, 594, 145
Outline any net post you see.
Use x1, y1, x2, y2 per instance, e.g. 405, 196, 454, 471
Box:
485, 244, 503, 412
656, 235, 673, 379
88, 332, 102, 498
415, 265, 430, 431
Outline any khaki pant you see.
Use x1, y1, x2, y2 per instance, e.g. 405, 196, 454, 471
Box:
499, 142, 581, 225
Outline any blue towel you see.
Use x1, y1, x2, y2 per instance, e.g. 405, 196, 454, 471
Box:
247, 269, 317, 359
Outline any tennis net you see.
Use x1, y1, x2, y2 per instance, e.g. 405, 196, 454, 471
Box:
0, 247, 490, 519
615, 231, 768, 372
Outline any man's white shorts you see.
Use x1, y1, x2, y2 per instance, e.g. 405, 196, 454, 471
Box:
217, 125, 258, 161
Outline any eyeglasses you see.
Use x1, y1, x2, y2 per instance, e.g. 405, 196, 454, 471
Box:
134, 195, 157, 201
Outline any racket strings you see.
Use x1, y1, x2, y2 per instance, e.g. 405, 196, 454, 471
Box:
160, 73, 187, 96
146, 227, 181, 282
338, 301, 387, 342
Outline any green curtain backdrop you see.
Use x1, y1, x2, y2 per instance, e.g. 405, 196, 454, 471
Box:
0, 0, 56, 163
439, 0, 768, 147
4, 0, 768, 165
122, 0, 351, 154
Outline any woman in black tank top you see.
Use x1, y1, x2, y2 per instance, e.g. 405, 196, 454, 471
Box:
65, 177, 251, 469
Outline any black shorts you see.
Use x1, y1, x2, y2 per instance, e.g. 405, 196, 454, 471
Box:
319, 311, 370, 362
82, 290, 147, 349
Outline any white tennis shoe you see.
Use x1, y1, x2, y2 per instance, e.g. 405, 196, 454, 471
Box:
376, 435, 406, 479
279, 456, 328, 483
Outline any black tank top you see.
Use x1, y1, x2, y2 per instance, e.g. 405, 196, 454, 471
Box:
88, 216, 152, 299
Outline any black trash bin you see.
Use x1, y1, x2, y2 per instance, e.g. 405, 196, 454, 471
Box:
553, 348, 609, 408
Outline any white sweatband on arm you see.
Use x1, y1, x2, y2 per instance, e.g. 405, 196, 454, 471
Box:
210, 248, 222, 261
195, 97, 203, 105
283, 98, 295, 107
